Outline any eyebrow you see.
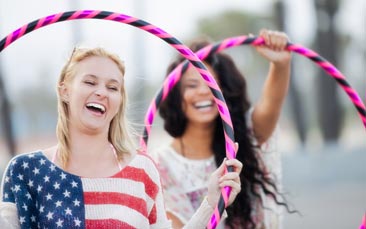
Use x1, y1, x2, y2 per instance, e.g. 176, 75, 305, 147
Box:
83, 74, 122, 84
184, 78, 199, 82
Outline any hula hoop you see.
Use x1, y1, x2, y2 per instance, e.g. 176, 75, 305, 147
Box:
0, 10, 232, 228
141, 35, 366, 149
141, 35, 366, 227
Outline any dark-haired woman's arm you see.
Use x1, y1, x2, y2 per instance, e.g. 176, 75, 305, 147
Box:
252, 29, 291, 145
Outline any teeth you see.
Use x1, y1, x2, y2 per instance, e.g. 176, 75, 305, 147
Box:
86, 103, 106, 113
195, 100, 213, 107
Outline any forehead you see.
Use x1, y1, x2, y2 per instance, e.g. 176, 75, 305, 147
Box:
182, 63, 218, 82
74, 56, 124, 82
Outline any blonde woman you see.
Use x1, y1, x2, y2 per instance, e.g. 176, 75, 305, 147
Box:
0, 47, 242, 228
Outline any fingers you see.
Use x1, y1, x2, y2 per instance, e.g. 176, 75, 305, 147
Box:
259, 29, 289, 51
225, 158, 243, 174
219, 160, 242, 189
219, 172, 241, 196
219, 172, 240, 185
219, 179, 241, 190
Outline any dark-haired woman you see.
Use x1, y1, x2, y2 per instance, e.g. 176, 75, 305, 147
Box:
154, 29, 292, 229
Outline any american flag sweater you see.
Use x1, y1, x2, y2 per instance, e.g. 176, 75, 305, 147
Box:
1, 151, 171, 228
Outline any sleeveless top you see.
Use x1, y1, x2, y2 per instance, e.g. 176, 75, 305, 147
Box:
153, 108, 283, 229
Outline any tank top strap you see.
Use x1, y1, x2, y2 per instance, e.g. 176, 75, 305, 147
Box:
52, 148, 57, 163
52, 144, 123, 171
110, 143, 123, 171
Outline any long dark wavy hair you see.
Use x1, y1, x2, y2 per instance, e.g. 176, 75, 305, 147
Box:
159, 38, 293, 228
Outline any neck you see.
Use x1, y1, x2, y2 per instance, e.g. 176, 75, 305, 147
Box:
68, 129, 110, 158
61, 130, 121, 177
174, 122, 215, 159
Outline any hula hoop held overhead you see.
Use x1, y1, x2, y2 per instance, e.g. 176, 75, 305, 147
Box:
0, 10, 235, 229
141, 35, 366, 149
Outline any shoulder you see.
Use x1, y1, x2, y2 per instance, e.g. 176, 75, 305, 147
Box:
150, 144, 173, 159
129, 153, 161, 180
1, 151, 44, 196
132, 153, 158, 168
151, 145, 180, 165
4, 151, 43, 172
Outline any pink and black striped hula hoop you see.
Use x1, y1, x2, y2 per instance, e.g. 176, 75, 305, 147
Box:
0, 10, 234, 229
141, 35, 366, 228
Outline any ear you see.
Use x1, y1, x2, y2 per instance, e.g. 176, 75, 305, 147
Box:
58, 82, 69, 103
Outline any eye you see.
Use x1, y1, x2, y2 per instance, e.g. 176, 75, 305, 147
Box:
84, 80, 96, 86
107, 86, 119, 91
186, 83, 198, 89
182, 78, 200, 89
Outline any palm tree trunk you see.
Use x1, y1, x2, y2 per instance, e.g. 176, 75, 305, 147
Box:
0, 65, 16, 156
274, 0, 307, 144
314, 0, 343, 142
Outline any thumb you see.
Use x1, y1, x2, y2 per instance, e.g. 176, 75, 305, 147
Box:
215, 158, 227, 176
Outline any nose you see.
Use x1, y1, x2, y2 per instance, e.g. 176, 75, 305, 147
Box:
198, 83, 211, 94
94, 86, 108, 98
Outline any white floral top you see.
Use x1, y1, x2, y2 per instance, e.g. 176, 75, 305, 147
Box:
154, 109, 283, 229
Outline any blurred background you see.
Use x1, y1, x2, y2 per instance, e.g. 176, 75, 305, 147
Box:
0, 0, 365, 228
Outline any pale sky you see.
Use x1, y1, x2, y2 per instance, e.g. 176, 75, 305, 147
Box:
0, 0, 290, 97
0, 0, 364, 101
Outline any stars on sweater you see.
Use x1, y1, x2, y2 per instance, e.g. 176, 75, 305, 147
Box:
63, 189, 71, 198
71, 180, 78, 188
53, 181, 61, 190
55, 200, 62, 208
65, 207, 72, 215
60, 172, 67, 180
2, 152, 85, 228
50, 164, 56, 172
46, 211, 54, 220
46, 193, 53, 201
74, 218, 82, 227
32, 167, 40, 175
19, 216, 26, 224
17, 174, 24, 180
22, 161, 29, 169
27, 179, 34, 188
73, 199, 81, 207
13, 184, 21, 193
56, 218, 64, 227
43, 175, 50, 182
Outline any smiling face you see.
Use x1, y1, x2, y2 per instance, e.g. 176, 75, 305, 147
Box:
60, 56, 124, 135
180, 63, 219, 126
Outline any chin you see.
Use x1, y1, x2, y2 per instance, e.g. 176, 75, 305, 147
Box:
194, 116, 217, 124
81, 121, 107, 133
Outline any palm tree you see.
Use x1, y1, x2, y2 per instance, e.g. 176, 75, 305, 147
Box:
0, 63, 16, 156
314, 0, 343, 142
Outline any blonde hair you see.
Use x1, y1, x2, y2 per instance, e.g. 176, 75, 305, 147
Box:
56, 47, 136, 168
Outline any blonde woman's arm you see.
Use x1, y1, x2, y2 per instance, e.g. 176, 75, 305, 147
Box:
0, 202, 20, 229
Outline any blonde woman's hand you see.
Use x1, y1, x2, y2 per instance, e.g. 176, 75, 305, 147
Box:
207, 143, 243, 208
0, 202, 20, 229
254, 29, 291, 66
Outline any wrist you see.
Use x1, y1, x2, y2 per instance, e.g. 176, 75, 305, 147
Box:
205, 195, 215, 209
270, 60, 291, 74
272, 58, 291, 67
